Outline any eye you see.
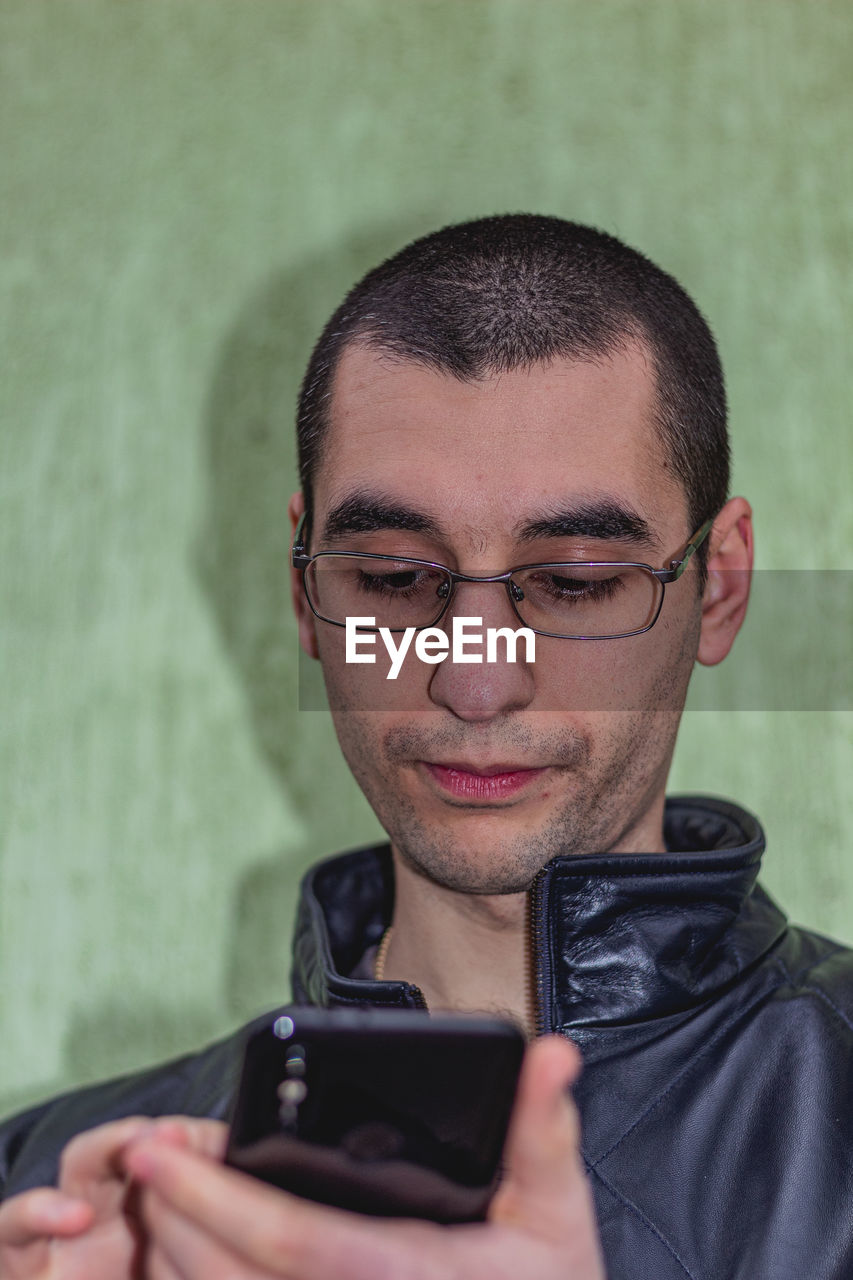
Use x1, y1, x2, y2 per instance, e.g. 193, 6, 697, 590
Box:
356, 568, 433, 599
524, 569, 626, 604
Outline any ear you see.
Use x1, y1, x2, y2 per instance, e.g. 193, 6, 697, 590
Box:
697, 497, 754, 667
288, 491, 319, 660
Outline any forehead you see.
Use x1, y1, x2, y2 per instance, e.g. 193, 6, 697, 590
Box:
316, 341, 686, 544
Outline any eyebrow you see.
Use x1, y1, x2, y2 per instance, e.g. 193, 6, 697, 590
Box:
321, 492, 445, 542
321, 491, 661, 553
517, 500, 662, 551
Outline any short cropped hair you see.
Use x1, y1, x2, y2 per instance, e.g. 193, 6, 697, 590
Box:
297, 214, 729, 565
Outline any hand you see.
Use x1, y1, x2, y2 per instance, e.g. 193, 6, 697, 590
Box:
0, 1116, 225, 1280
125, 1036, 606, 1280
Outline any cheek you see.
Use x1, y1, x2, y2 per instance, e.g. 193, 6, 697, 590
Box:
323, 702, 386, 791
315, 628, 433, 713
532, 620, 696, 714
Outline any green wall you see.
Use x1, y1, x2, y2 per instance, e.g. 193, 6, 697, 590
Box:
2, 0, 851, 1112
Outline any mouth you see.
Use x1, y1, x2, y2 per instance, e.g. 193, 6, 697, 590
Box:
419, 761, 549, 803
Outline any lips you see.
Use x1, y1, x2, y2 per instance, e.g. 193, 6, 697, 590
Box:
421, 761, 548, 802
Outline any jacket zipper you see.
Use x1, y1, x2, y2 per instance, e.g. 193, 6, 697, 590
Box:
528, 866, 551, 1037
392, 874, 547, 1023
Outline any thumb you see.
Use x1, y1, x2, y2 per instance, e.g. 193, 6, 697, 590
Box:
489, 1035, 596, 1247
0, 1187, 94, 1249
143, 1117, 228, 1161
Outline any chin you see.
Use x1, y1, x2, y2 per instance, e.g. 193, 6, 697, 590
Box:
393, 819, 556, 896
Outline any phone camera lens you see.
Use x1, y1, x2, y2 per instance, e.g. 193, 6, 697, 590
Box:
285, 1048, 306, 1077
277, 1078, 308, 1106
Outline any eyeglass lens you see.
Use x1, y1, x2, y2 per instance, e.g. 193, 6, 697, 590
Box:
306, 555, 662, 638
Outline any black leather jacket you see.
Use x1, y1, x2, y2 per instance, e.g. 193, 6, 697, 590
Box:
2, 796, 852, 1279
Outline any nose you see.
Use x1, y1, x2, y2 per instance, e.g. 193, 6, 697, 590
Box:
428, 580, 536, 722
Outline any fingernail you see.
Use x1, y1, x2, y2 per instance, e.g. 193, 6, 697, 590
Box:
151, 1119, 188, 1145
124, 1143, 158, 1180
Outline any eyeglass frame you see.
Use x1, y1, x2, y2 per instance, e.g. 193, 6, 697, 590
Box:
291, 512, 716, 641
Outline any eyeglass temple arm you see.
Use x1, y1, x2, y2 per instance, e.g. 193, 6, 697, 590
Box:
291, 512, 311, 568
658, 515, 716, 583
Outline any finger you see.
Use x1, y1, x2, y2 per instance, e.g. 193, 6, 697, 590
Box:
143, 1189, 268, 1280
146, 1117, 229, 1161
128, 1141, 418, 1280
144, 1239, 186, 1280
489, 1035, 590, 1240
0, 1187, 94, 1247
59, 1116, 157, 1200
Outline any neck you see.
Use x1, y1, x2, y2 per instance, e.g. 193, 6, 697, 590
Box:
382, 852, 537, 1036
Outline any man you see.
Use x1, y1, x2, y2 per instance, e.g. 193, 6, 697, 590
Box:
1, 215, 851, 1279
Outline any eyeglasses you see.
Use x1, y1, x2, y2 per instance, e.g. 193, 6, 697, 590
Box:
291, 514, 714, 640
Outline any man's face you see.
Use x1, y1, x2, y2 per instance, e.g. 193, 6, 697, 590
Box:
293, 341, 705, 893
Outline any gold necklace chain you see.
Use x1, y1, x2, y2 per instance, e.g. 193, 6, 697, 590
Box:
374, 926, 394, 981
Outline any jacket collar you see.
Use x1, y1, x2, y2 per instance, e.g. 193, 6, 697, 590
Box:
291, 795, 786, 1032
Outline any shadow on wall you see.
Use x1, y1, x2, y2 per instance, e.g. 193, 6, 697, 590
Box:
197, 220, 428, 1022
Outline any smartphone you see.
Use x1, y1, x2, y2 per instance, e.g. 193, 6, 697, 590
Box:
225, 1006, 526, 1223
